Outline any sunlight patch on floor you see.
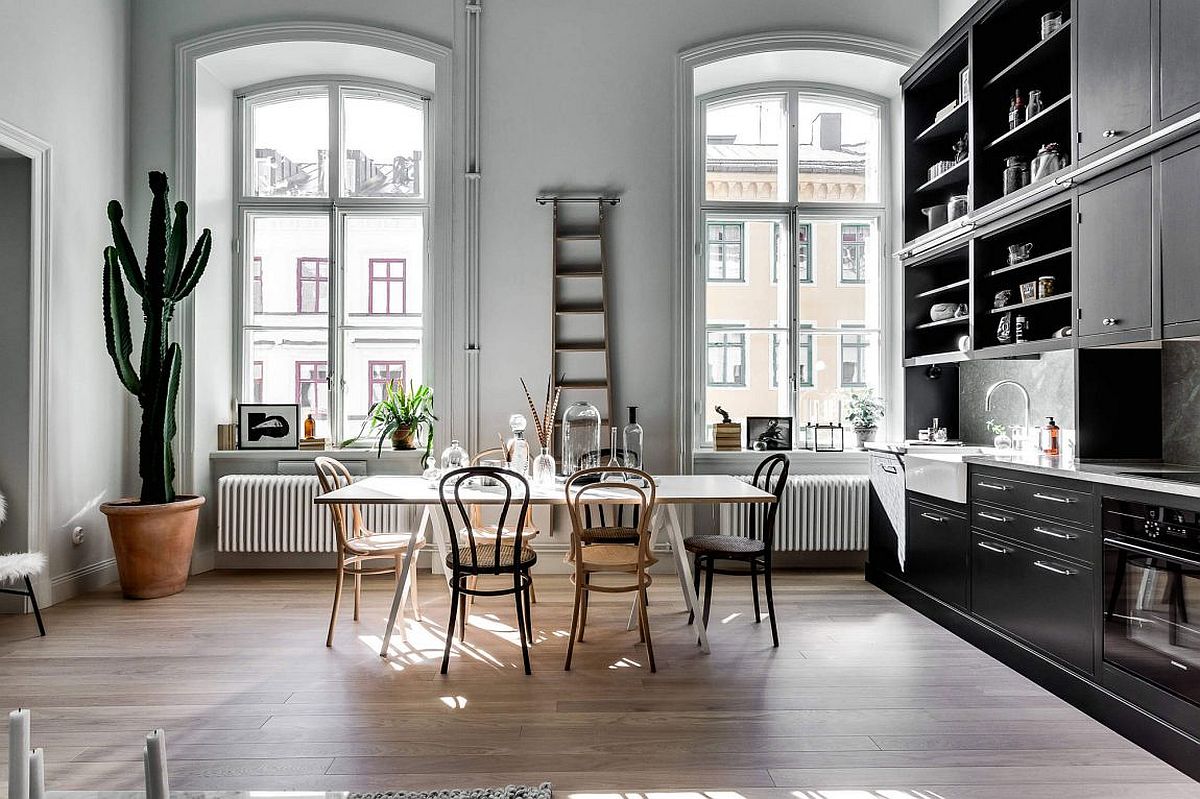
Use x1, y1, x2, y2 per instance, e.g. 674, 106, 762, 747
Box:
792, 791, 948, 799
438, 695, 468, 709
720, 612, 741, 624
607, 657, 643, 669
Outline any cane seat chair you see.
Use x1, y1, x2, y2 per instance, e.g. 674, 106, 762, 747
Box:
440, 466, 537, 674
684, 453, 788, 647
563, 467, 658, 672
460, 448, 541, 604
315, 456, 424, 647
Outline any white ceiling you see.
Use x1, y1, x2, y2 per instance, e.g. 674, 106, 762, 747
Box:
200, 41, 436, 93
695, 49, 907, 99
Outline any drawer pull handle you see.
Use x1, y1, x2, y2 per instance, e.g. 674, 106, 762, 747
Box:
977, 482, 1011, 491
1033, 526, 1078, 540
978, 511, 1011, 523
977, 542, 1012, 554
1034, 492, 1076, 504
1033, 560, 1077, 576
879, 464, 898, 474
920, 512, 947, 523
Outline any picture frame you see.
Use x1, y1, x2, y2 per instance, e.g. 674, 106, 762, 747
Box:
958, 66, 970, 105
746, 416, 793, 452
237, 403, 300, 450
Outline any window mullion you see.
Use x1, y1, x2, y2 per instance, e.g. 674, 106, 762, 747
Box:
328, 207, 341, 445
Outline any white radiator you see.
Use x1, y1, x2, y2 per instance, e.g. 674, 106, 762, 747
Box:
217, 475, 410, 553
718, 474, 869, 551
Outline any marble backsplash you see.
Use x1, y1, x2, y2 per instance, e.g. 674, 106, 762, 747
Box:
957, 350, 1075, 447
1163, 340, 1200, 465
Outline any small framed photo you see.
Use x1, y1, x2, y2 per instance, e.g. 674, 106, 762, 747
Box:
237, 404, 300, 450
958, 66, 970, 105
746, 416, 793, 451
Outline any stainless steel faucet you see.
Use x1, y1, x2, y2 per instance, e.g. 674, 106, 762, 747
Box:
985, 379, 1031, 447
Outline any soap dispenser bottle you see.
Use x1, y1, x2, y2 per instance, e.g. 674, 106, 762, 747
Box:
1042, 417, 1060, 456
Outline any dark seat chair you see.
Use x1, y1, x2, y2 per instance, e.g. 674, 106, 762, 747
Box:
684, 454, 789, 647
439, 466, 536, 674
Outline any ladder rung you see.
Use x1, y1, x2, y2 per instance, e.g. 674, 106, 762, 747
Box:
555, 342, 607, 352
557, 233, 602, 241
555, 304, 605, 314
558, 380, 609, 389
555, 268, 603, 278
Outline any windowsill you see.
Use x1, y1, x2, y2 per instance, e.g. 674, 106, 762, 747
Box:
209, 447, 426, 461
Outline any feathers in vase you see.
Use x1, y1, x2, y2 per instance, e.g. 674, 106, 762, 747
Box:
520, 376, 563, 451
0, 491, 6, 526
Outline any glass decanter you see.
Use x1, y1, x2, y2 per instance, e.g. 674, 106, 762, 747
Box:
507, 413, 531, 476
439, 439, 469, 471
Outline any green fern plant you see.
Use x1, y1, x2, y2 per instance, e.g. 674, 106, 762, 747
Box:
103, 172, 212, 504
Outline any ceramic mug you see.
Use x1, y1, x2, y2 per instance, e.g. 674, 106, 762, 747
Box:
930, 302, 959, 321
1007, 243, 1033, 264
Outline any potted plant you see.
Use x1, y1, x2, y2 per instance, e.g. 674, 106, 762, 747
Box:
99, 172, 212, 599
846, 390, 886, 448
347, 381, 437, 458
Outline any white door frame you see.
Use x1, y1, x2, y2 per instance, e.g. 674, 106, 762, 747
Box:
0, 118, 53, 605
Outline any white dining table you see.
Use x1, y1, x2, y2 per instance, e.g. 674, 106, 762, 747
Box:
313, 473, 775, 656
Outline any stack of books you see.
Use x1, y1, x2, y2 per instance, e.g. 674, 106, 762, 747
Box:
299, 438, 329, 451
713, 423, 742, 452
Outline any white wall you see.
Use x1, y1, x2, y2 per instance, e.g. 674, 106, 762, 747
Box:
0, 0, 129, 600
128, 0, 941, 484
938, 0, 976, 33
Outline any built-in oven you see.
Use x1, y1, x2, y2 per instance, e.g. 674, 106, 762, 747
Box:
1102, 497, 1200, 707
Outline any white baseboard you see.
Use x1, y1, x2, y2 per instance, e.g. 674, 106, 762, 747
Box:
50, 558, 118, 605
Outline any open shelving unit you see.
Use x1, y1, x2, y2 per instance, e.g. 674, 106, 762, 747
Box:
904, 244, 972, 365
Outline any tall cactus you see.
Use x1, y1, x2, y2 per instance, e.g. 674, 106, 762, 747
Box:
103, 172, 212, 505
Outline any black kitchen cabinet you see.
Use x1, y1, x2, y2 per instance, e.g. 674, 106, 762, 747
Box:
971, 531, 1095, 674
1077, 0, 1152, 160
1160, 135, 1200, 333
1076, 163, 1154, 338
1159, 0, 1200, 124
906, 495, 968, 609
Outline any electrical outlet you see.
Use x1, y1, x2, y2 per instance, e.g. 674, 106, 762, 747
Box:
71, 526, 85, 545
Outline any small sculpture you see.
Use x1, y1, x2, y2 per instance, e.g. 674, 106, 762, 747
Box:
715, 406, 732, 424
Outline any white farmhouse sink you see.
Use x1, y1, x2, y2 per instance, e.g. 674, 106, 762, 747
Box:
905, 448, 1005, 504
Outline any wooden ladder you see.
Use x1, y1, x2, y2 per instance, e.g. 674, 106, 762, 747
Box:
539, 195, 620, 451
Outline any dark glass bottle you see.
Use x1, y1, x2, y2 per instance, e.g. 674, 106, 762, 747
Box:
1042, 416, 1060, 456
1008, 90, 1024, 130
303, 413, 316, 440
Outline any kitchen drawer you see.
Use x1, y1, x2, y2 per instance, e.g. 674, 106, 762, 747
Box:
971, 470, 1093, 526
971, 532, 1095, 674
971, 503, 1095, 563
907, 498, 968, 610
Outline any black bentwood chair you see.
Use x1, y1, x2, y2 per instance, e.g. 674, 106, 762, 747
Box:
439, 467, 536, 675
684, 453, 789, 647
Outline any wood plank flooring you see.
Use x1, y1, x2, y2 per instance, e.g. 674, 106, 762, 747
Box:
0, 569, 1195, 797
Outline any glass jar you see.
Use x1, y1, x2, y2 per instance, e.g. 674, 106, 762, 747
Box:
1003, 156, 1028, 195
439, 439, 469, 471
622, 406, 644, 469
947, 194, 969, 221
561, 400, 601, 475
1031, 143, 1065, 182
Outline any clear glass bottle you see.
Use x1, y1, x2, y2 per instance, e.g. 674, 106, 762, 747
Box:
561, 400, 601, 475
439, 439, 469, 471
1026, 89, 1043, 121
507, 414, 531, 476
602, 428, 625, 482
622, 405, 644, 469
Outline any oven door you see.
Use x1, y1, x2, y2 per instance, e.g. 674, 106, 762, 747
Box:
1103, 536, 1200, 704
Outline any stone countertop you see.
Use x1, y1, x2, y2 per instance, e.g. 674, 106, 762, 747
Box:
964, 452, 1200, 499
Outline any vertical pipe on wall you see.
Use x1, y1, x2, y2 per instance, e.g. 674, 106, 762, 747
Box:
464, 0, 482, 451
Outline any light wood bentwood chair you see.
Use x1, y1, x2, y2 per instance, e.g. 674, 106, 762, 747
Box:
564, 467, 658, 672
315, 457, 423, 647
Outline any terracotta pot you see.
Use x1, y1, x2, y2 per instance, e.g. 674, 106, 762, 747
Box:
392, 426, 417, 450
101, 495, 204, 599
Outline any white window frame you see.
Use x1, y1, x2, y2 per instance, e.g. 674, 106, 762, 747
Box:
232, 76, 432, 444
691, 82, 890, 450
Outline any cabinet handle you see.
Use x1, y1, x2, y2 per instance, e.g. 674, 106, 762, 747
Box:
1033, 492, 1076, 504
1102, 317, 1118, 327
1033, 525, 1078, 540
1102, 129, 1120, 138
977, 541, 1012, 554
879, 464, 898, 474
977, 481, 1011, 491
920, 512, 947, 523
1033, 560, 1077, 576
978, 511, 1011, 523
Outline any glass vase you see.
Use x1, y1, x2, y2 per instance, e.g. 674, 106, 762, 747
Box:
561, 400, 601, 475
993, 432, 1013, 450
532, 452, 556, 486
439, 439, 469, 471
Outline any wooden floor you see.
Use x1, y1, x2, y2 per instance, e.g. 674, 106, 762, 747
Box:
0, 569, 1195, 798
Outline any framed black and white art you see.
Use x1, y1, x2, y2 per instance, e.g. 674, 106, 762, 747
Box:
746, 416, 793, 451
237, 404, 300, 450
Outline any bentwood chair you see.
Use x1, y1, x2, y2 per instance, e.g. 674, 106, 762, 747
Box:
684, 453, 788, 647
440, 467, 536, 674
315, 457, 423, 647
564, 467, 658, 672
462, 448, 541, 604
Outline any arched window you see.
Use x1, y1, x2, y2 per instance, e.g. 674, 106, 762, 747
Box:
236, 79, 429, 441
697, 86, 887, 446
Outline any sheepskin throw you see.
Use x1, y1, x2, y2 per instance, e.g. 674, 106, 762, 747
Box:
0, 552, 46, 583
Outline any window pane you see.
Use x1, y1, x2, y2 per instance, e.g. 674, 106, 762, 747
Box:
243, 329, 330, 439
795, 332, 882, 422
249, 91, 328, 197
706, 216, 788, 330
796, 97, 880, 203
341, 214, 425, 437
245, 215, 330, 325
705, 95, 786, 202
795, 218, 879, 329
703, 329, 789, 444
342, 93, 425, 198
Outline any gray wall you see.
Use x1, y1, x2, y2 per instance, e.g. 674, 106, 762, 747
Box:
1164, 341, 1200, 465
937, 0, 975, 32
957, 350, 1075, 447
0, 0, 129, 601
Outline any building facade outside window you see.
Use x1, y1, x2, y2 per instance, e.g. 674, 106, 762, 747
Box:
698, 88, 885, 445
236, 79, 429, 440
706, 222, 744, 281
368, 360, 407, 403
